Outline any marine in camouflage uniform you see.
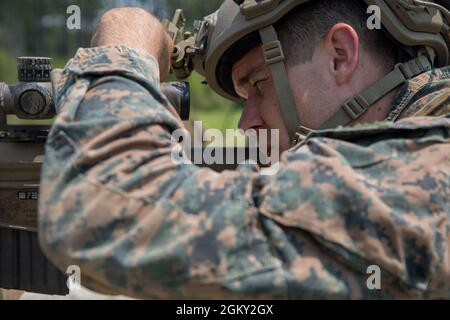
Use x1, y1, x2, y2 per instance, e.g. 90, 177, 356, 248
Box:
37, 43, 449, 299
39, 0, 450, 299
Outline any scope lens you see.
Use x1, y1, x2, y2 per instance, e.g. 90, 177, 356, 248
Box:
161, 82, 190, 120
19, 90, 46, 116
176, 82, 190, 120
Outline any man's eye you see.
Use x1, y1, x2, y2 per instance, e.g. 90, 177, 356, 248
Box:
234, 87, 248, 100
254, 79, 267, 92
238, 92, 248, 101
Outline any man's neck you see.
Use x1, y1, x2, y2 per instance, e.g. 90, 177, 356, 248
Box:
350, 89, 399, 126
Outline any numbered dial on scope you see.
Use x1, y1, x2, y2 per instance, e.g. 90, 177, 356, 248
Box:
17, 57, 53, 82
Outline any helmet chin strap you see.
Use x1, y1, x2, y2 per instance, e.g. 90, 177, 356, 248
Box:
320, 55, 432, 129
258, 26, 310, 146
259, 25, 432, 146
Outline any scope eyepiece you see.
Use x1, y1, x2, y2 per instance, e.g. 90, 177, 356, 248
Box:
161, 82, 191, 121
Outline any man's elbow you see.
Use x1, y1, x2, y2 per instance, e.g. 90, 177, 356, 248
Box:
38, 177, 87, 273
38, 207, 77, 274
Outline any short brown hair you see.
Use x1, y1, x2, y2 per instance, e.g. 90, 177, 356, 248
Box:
275, 0, 398, 72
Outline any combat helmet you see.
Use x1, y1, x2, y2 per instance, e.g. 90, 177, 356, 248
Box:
168, 0, 450, 146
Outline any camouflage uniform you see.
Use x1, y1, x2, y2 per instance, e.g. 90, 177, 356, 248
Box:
38, 45, 450, 299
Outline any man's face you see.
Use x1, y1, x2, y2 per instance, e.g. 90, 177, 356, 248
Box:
232, 26, 392, 154
232, 45, 325, 153
232, 46, 291, 153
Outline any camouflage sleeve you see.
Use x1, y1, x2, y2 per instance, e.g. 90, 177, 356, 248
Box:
38, 45, 450, 299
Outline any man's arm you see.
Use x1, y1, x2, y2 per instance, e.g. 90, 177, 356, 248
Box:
38, 9, 450, 299
90, 8, 172, 80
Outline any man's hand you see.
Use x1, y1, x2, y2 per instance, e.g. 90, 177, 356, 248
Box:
91, 7, 173, 80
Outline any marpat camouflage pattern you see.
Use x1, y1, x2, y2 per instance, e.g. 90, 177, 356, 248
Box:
38, 45, 450, 299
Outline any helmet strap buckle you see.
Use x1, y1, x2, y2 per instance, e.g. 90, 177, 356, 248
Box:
262, 40, 285, 65
259, 26, 303, 147
342, 96, 370, 120
320, 55, 432, 129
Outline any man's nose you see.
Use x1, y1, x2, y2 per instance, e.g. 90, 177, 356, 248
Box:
238, 101, 263, 131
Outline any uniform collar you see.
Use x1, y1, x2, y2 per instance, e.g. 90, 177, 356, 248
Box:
386, 66, 450, 121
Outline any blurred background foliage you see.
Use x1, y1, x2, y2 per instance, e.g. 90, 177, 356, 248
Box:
0, 0, 242, 135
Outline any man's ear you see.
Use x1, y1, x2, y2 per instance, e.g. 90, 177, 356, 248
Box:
324, 23, 360, 86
